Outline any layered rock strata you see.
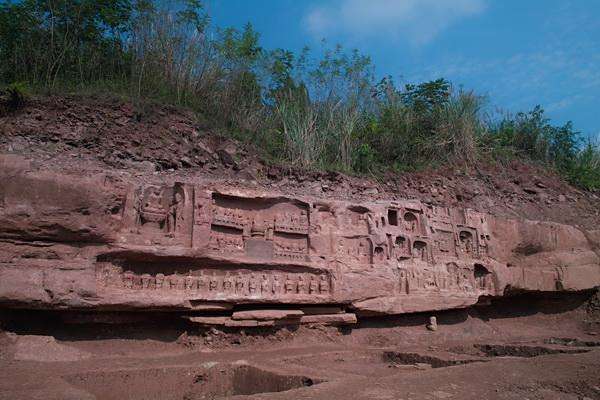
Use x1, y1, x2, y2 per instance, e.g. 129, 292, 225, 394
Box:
1, 159, 599, 326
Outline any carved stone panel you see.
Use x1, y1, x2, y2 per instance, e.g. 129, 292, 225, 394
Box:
95, 263, 332, 302
120, 183, 193, 246
203, 193, 311, 261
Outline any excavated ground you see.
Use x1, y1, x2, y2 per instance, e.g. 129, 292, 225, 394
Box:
0, 291, 599, 399
1, 95, 600, 399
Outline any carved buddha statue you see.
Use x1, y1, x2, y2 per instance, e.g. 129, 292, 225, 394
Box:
140, 188, 167, 228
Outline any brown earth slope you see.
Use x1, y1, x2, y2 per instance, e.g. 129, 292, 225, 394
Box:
1, 95, 599, 400
1, 95, 599, 229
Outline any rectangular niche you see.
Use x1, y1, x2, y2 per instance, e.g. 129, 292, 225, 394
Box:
209, 225, 244, 253
274, 232, 309, 261
388, 209, 398, 226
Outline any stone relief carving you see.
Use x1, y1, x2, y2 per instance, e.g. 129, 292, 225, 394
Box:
108, 185, 502, 305
96, 263, 332, 299
3, 166, 598, 319
121, 183, 193, 246
395, 261, 494, 296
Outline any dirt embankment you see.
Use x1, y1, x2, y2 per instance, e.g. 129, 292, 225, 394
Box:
1, 95, 599, 231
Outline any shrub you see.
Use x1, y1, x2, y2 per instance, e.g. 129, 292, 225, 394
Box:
2, 82, 30, 111
429, 90, 484, 165
568, 142, 600, 190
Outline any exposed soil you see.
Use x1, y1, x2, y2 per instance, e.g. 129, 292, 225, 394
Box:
0, 291, 599, 399
1, 95, 599, 230
1, 95, 600, 399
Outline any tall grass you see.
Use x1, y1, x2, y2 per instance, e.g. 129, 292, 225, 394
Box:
274, 87, 323, 167
430, 91, 483, 165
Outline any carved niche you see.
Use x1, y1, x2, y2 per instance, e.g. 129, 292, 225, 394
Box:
457, 228, 478, 256
395, 260, 488, 296
336, 237, 372, 264
201, 193, 311, 262
121, 183, 193, 246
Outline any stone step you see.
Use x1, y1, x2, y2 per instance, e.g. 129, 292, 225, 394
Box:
231, 309, 304, 321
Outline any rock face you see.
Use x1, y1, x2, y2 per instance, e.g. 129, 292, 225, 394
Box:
1, 160, 599, 325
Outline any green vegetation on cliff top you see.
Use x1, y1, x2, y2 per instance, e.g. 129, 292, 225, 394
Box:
1, 0, 599, 190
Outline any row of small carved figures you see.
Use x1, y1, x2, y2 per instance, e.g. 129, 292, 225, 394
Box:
209, 234, 308, 254
106, 272, 331, 295
397, 267, 493, 293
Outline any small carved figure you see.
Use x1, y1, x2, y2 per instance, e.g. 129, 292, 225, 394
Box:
482, 274, 493, 291
299, 210, 308, 226
424, 270, 436, 290
284, 274, 295, 294
309, 275, 318, 294
197, 271, 206, 292
248, 274, 257, 294
446, 263, 459, 289
122, 271, 134, 289
155, 273, 165, 289
336, 239, 346, 257
413, 269, 423, 290
223, 272, 233, 292
319, 275, 329, 294
251, 216, 266, 237
209, 272, 218, 291
194, 199, 209, 226
366, 213, 377, 234
167, 191, 185, 234
272, 275, 281, 295
260, 274, 269, 294
133, 190, 143, 226
412, 241, 428, 262
374, 246, 385, 262
145, 188, 162, 210
404, 212, 418, 232
141, 274, 153, 289
459, 231, 474, 254
398, 268, 408, 294
169, 274, 180, 290
235, 272, 245, 294
458, 267, 473, 292
297, 275, 306, 294
185, 272, 196, 291
438, 270, 448, 290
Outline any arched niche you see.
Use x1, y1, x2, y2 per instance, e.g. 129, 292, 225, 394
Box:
459, 230, 474, 254
474, 263, 493, 291
403, 211, 419, 232
412, 240, 428, 262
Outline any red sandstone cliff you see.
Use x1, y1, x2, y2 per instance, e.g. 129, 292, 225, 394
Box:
1, 96, 599, 327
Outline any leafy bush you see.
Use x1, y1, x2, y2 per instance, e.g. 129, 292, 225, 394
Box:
1, 82, 30, 116
567, 142, 600, 190
3, 82, 30, 110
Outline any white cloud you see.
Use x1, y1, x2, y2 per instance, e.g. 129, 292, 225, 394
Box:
304, 0, 486, 45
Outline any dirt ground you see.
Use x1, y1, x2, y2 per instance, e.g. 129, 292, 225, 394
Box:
1, 292, 599, 400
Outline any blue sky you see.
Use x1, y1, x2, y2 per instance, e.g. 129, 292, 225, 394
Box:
207, 0, 600, 139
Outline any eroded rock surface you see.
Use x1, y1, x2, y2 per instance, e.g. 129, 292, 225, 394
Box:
1, 160, 599, 326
